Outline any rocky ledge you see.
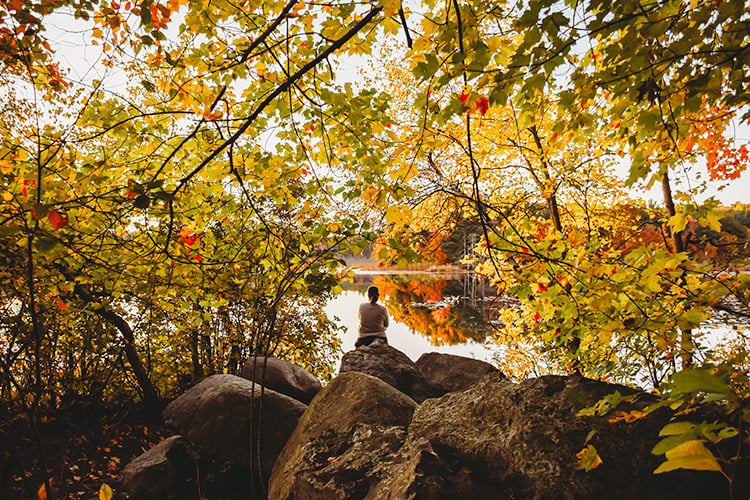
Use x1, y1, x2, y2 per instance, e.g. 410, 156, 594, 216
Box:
123, 346, 746, 499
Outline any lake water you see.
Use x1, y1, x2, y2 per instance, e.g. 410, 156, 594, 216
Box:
325, 270, 750, 372
325, 270, 501, 364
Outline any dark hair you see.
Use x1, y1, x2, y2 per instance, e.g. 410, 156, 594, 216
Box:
367, 285, 380, 304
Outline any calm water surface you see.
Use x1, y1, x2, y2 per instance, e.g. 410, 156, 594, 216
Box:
325, 270, 750, 370
325, 271, 502, 363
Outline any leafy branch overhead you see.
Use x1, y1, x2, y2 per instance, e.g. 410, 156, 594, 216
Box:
0, 0, 749, 495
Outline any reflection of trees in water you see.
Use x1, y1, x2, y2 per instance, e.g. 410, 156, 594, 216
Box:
360, 274, 504, 346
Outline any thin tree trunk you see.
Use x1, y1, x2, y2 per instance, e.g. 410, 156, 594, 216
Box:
202, 332, 213, 376
191, 329, 202, 383
93, 304, 161, 412
66, 280, 161, 413
26, 235, 53, 499
661, 171, 692, 369
548, 194, 563, 233
662, 171, 685, 253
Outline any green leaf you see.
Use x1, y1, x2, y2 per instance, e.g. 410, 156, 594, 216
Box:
652, 433, 693, 456
670, 369, 733, 399
0, 225, 21, 236
35, 237, 58, 253
668, 212, 688, 233
654, 440, 721, 474
379, 0, 401, 16
698, 211, 722, 232
576, 444, 603, 472
140, 7, 151, 26
659, 421, 695, 437
566, 389, 591, 408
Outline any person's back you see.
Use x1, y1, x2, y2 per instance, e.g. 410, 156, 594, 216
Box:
356, 286, 389, 347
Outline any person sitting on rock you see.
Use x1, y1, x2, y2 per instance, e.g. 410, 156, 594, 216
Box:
356, 285, 390, 348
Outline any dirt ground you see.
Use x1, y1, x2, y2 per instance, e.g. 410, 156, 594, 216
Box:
1, 405, 171, 499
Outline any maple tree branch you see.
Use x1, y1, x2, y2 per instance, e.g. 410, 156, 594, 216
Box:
171, 5, 384, 197
398, 7, 412, 49
239, 0, 300, 64
71, 110, 192, 144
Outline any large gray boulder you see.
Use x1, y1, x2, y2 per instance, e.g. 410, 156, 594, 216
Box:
239, 356, 322, 404
339, 344, 438, 403
121, 435, 183, 499
268, 371, 418, 500
408, 373, 723, 500
163, 374, 306, 477
268, 366, 739, 500
362, 435, 502, 500
415, 352, 500, 394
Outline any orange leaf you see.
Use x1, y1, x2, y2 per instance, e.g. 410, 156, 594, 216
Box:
48, 210, 69, 230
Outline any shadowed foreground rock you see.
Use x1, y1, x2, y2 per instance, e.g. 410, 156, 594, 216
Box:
270, 361, 743, 500
239, 356, 322, 404
121, 435, 183, 499
408, 374, 729, 500
162, 374, 306, 475
339, 344, 438, 403
415, 351, 499, 395
268, 371, 419, 500
124, 374, 307, 498
124, 349, 747, 499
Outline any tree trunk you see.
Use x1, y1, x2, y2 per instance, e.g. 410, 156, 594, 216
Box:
661, 171, 685, 254
661, 171, 692, 369
191, 329, 203, 383
93, 305, 161, 412
68, 281, 161, 413
548, 194, 563, 233
202, 332, 214, 375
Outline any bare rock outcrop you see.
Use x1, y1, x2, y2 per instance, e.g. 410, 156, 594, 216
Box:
408, 373, 726, 500
415, 351, 500, 394
121, 435, 184, 499
339, 344, 438, 403
239, 356, 322, 405
163, 373, 306, 475
268, 371, 418, 500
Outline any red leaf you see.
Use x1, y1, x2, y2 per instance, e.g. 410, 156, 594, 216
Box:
179, 227, 201, 247
48, 210, 68, 230
475, 96, 489, 116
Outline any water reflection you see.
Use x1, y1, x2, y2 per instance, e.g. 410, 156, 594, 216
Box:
341, 272, 505, 347
332, 270, 750, 380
